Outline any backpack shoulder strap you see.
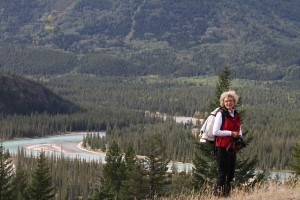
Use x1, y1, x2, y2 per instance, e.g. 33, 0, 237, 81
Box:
217, 107, 225, 128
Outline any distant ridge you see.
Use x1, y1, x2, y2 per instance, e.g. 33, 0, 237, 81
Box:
0, 73, 81, 115
0, 0, 300, 80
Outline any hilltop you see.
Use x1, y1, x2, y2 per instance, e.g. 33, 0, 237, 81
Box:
0, 73, 81, 115
0, 0, 300, 80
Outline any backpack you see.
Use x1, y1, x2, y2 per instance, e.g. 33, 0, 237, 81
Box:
199, 107, 224, 143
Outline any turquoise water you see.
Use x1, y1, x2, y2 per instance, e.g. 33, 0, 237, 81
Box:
2, 132, 106, 162
1, 132, 190, 171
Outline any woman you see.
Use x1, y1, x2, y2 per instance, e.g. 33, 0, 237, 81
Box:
213, 90, 242, 197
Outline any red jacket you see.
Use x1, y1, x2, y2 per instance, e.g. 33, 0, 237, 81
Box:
215, 110, 240, 148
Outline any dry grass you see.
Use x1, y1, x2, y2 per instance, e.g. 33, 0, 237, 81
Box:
158, 179, 300, 200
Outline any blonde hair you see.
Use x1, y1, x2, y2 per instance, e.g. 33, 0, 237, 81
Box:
220, 90, 239, 107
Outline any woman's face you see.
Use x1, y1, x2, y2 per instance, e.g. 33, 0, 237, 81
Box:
224, 96, 235, 110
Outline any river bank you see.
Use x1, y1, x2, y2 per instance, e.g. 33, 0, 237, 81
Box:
2, 132, 106, 161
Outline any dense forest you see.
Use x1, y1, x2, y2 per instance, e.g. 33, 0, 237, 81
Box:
14, 149, 103, 199
0, 0, 300, 79
1, 72, 299, 170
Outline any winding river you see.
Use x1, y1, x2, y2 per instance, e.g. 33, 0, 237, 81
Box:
1, 132, 192, 172
2, 132, 106, 162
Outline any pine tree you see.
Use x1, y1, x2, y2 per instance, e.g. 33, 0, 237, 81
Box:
142, 133, 171, 199
290, 143, 300, 175
0, 143, 14, 200
191, 138, 217, 191
92, 141, 126, 199
119, 144, 147, 200
171, 172, 193, 196
192, 66, 261, 192
209, 66, 232, 111
11, 159, 30, 200
29, 152, 55, 200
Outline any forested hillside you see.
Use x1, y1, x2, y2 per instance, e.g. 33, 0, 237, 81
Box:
0, 0, 300, 79
0, 73, 81, 115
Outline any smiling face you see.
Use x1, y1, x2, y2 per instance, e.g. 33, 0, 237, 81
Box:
224, 96, 235, 110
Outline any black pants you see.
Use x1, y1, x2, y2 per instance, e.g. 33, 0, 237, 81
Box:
214, 147, 236, 197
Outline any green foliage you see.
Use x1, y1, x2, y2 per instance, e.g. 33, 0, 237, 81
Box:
94, 141, 126, 199
13, 148, 103, 200
11, 160, 30, 200
243, 105, 300, 169
1, 1, 300, 79
290, 143, 300, 175
170, 172, 193, 196
85, 121, 195, 164
209, 66, 232, 111
0, 103, 144, 139
142, 133, 171, 199
92, 135, 171, 199
78, 53, 139, 76
28, 152, 55, 200
192, 140, 217, 191
119, 144, 147, 200
233, 131, 261, 188
0, 46, 77, 75
0, 143, 14, 200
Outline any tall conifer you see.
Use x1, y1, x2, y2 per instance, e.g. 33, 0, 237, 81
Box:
119, 144, 147, 200
209, 66, 232, 111
29, 152, 55, 200
0, 143, 14, 200
12, 160, 30, 200
92, 141, 125, 199
142, 133, 171, 199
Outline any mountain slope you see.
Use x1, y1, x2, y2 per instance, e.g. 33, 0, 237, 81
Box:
0, 73, 81, 115
0, 0, 300, 80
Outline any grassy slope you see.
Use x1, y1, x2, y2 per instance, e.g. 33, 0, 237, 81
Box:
160, 180, 300, 200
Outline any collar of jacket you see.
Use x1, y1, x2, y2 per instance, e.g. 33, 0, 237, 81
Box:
221, 107, 238, 117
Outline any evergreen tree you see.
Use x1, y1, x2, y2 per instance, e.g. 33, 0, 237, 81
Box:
233, 132, 268, 190
209, 66, 232, 111
93, 141, 126, 199
142, 133, 171, 199
29, 152, 55, 200
192, 66, 260, 192
0, 143, 14, 200
11, 160, 30, 200
191, 137, 217, 191
290, 143, 300, 175
119, 144, 147, 200
171, 172, 193, 196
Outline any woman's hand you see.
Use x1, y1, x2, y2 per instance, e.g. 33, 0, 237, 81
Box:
231, 132, 239, 138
